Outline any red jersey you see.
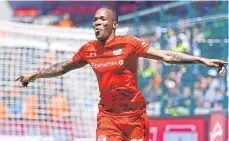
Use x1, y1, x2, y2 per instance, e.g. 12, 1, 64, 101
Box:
72, 35, 151, 115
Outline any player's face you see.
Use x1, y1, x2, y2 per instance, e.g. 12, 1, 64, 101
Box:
93, 9, 115, 41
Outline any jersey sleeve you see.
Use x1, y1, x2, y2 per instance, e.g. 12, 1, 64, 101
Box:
127, 35, 151, 57
72, 43, 88, 66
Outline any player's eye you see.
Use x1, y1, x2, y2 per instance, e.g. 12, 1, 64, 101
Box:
100, 17, 106, 21
93, 18, 98, 22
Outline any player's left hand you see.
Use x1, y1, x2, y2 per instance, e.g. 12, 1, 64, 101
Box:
202, 58, 228, 74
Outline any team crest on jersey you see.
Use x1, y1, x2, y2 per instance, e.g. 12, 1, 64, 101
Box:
98, 134, 107, 141
113, 48, 122, 55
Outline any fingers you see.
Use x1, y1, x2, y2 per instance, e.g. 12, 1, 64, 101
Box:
209, 61, 226, 74
216, 63, 225, 74
210, 59, 227, 74
15, 75, 30, 87
218, 66, 225, 74
15, 76, 23, 81
219, 60, 229, 64
19, 82, 29, 88
22, 82, 29, 87
214, 59, 229, 64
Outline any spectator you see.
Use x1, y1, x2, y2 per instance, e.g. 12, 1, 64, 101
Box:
139, 59, 155, 100
193, 80, 201, 90
150, 33, 161, 49
153, 88, 166, 116
57, 13, 74, 27
201, 69, 221, 108
193, 88, 204, 108
180, 86, 195, 115
150, 27, 162, 49
166, 28, 177, 49
192, 25, 204, 44
212, 88, 226, 110
165, 87, 183, 116
217, 71, 227, 91
199, 75, 212, 108
177, 29, 191, 53
172, 34, 190, 53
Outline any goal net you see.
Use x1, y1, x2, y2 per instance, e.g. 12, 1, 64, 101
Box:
0, 21, 129, 141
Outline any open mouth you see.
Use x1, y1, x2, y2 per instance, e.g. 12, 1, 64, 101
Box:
95, 28, 100, 33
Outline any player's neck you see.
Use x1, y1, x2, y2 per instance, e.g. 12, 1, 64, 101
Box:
98, 32, 116, 46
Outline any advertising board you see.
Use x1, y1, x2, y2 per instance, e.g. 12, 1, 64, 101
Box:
149, 117, 207, 141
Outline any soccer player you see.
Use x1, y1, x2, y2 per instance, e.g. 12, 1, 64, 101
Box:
16, 7, 228, 141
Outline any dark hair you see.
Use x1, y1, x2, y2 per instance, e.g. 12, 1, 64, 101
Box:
102, 6, 118, 23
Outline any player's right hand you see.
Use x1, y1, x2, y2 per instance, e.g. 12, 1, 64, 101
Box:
15, 73, 37, 87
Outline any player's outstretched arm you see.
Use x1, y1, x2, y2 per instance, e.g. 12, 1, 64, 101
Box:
15, 58, 86, 87
145, 47, 228, 74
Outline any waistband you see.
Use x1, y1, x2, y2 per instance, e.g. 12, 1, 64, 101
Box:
98, 107, 146, 117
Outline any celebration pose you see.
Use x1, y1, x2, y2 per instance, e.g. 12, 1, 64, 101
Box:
16, 7, 228, 141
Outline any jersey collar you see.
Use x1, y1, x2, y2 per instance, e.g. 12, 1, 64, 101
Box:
103, 36, 119, 49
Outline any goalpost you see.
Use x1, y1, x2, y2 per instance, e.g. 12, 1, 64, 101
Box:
0, 21, 129, 141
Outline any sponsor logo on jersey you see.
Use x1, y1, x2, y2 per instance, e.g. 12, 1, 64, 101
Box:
118, 60, 124, 65
113, 48, 122, 55
91, 60, 124, 68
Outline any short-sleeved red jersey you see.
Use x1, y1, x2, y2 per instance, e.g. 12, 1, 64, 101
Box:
72, 35, 151, 115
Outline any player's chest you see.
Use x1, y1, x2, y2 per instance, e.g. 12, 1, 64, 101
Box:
85, 46, 134, 73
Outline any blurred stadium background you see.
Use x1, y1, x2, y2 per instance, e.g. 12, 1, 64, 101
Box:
0, 1, 228, 141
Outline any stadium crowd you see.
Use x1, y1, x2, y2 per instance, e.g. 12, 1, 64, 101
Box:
139, 20, 228, 117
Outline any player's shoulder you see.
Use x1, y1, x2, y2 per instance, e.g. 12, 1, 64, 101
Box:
120, 35, 142, 47
116, 34, 135, 40
83, 40, 97, 47
80, 40, 97, 50
77, 40, 97, 55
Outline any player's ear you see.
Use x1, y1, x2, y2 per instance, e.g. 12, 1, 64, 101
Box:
113, 21, 118, 29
